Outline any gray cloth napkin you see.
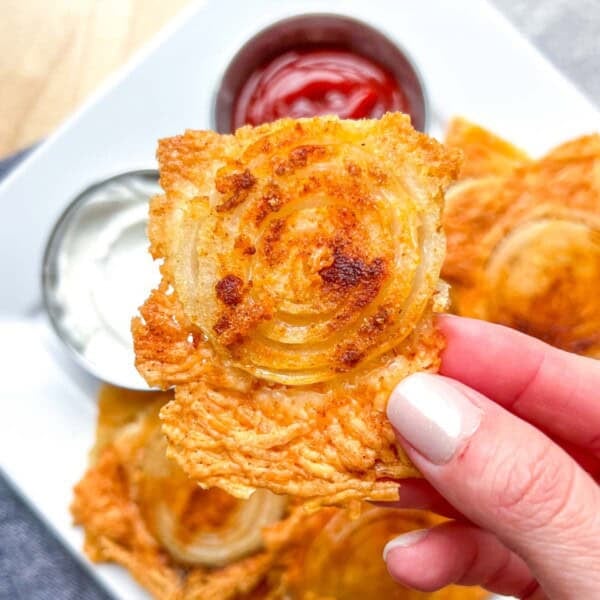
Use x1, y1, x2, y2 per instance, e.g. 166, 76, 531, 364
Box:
1, 1, 598, 598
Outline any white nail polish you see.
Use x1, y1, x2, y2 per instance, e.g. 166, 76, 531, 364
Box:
382, 529, 429, 561
387, 373, 482, 464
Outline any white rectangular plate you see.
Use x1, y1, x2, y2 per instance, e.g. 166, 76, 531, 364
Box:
1, 1, 598, 598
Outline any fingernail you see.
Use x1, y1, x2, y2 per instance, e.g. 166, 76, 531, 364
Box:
382, 529, 429, 561
387, 373, 481, 464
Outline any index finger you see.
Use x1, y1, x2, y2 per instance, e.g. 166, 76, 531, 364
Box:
438, 315, 600, 456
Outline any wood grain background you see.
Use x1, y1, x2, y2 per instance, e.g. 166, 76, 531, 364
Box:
0, 0, 191, 158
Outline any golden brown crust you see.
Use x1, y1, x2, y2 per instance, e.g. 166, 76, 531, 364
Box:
445, 116, 530, 180
443, 132, 600, 356
72, 398, 185, 599
133, 114, 458, 505
264, 507, 486, 600
72, 390, 283, 600
442, 177, 508, 290
149, 114, 458, 384
159, 313, 443, 504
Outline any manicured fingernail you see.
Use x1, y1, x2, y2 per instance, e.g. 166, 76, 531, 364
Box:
387, 373, 481, 465
382, 529, 429, 561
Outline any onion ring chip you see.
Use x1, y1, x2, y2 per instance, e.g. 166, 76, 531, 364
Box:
443, 130, 600, 356
133, 114, 460, 505
72, 387, 285, 599
274, 507, 488, 600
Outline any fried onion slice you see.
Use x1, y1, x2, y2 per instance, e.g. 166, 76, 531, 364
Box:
72, 386, 286, 600
443, 133, 600, 356
445, 116, 530, 180
133, 114, 460, 505
270, 507, 487, 600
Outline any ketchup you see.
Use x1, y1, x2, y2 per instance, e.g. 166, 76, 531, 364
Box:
232, 48, 410, 129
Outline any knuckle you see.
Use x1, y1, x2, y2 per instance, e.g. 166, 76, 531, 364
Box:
489, 438, 575, 530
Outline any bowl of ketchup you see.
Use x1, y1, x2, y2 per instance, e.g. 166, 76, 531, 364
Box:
213, 14, 428, 133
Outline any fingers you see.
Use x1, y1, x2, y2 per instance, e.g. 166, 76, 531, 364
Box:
550, 437, 600, 481
387, 373, 600, 599
383, 521, 541, 598
387, 450, 600, 519
383, 478, 464, 520
387, 455, 599, 525
438, 315, 600, 456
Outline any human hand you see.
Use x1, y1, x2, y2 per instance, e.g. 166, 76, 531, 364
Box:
383, 315, 600, 599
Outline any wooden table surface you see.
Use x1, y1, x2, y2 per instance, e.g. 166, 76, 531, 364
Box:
1, 0, 191, 159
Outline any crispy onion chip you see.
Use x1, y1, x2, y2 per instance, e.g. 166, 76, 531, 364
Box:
272, 507, 487, 600
444, 116, 530, 180
72, 388, 286, 599
154, 488, 285, 568
133, 114, 460, 504
136, 418, 286, 567
443, 131, 600, 356
169, 117, 449, 384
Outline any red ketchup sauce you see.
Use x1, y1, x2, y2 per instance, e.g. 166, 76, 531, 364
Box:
232, 48, 410, 129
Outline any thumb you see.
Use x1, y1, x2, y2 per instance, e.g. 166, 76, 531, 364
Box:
387, 372, 600, 599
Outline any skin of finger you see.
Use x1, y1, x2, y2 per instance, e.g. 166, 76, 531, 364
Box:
385, 521, 536, 597
549, 436, 600, 480
380, 479, 464, 519
386, 450, 600, 520
399, 377, 600, 599
438, 315, 600, 455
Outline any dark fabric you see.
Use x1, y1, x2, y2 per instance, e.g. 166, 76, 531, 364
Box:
0, 475, 111, 600
0, 146, 35, 179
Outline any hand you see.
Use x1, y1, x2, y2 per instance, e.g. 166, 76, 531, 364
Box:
383, 315, 600, 599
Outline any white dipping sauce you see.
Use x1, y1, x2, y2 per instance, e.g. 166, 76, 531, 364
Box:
43, 171, 161, 389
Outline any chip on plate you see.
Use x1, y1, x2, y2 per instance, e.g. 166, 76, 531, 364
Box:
443, 129, 600, 356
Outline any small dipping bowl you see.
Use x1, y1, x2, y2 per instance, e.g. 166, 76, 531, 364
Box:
42, 170, 161, 390
213, 13, 428, 133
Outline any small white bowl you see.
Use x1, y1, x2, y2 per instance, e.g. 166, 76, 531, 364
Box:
213, 13, 429, 133
42, 170, 160, 390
